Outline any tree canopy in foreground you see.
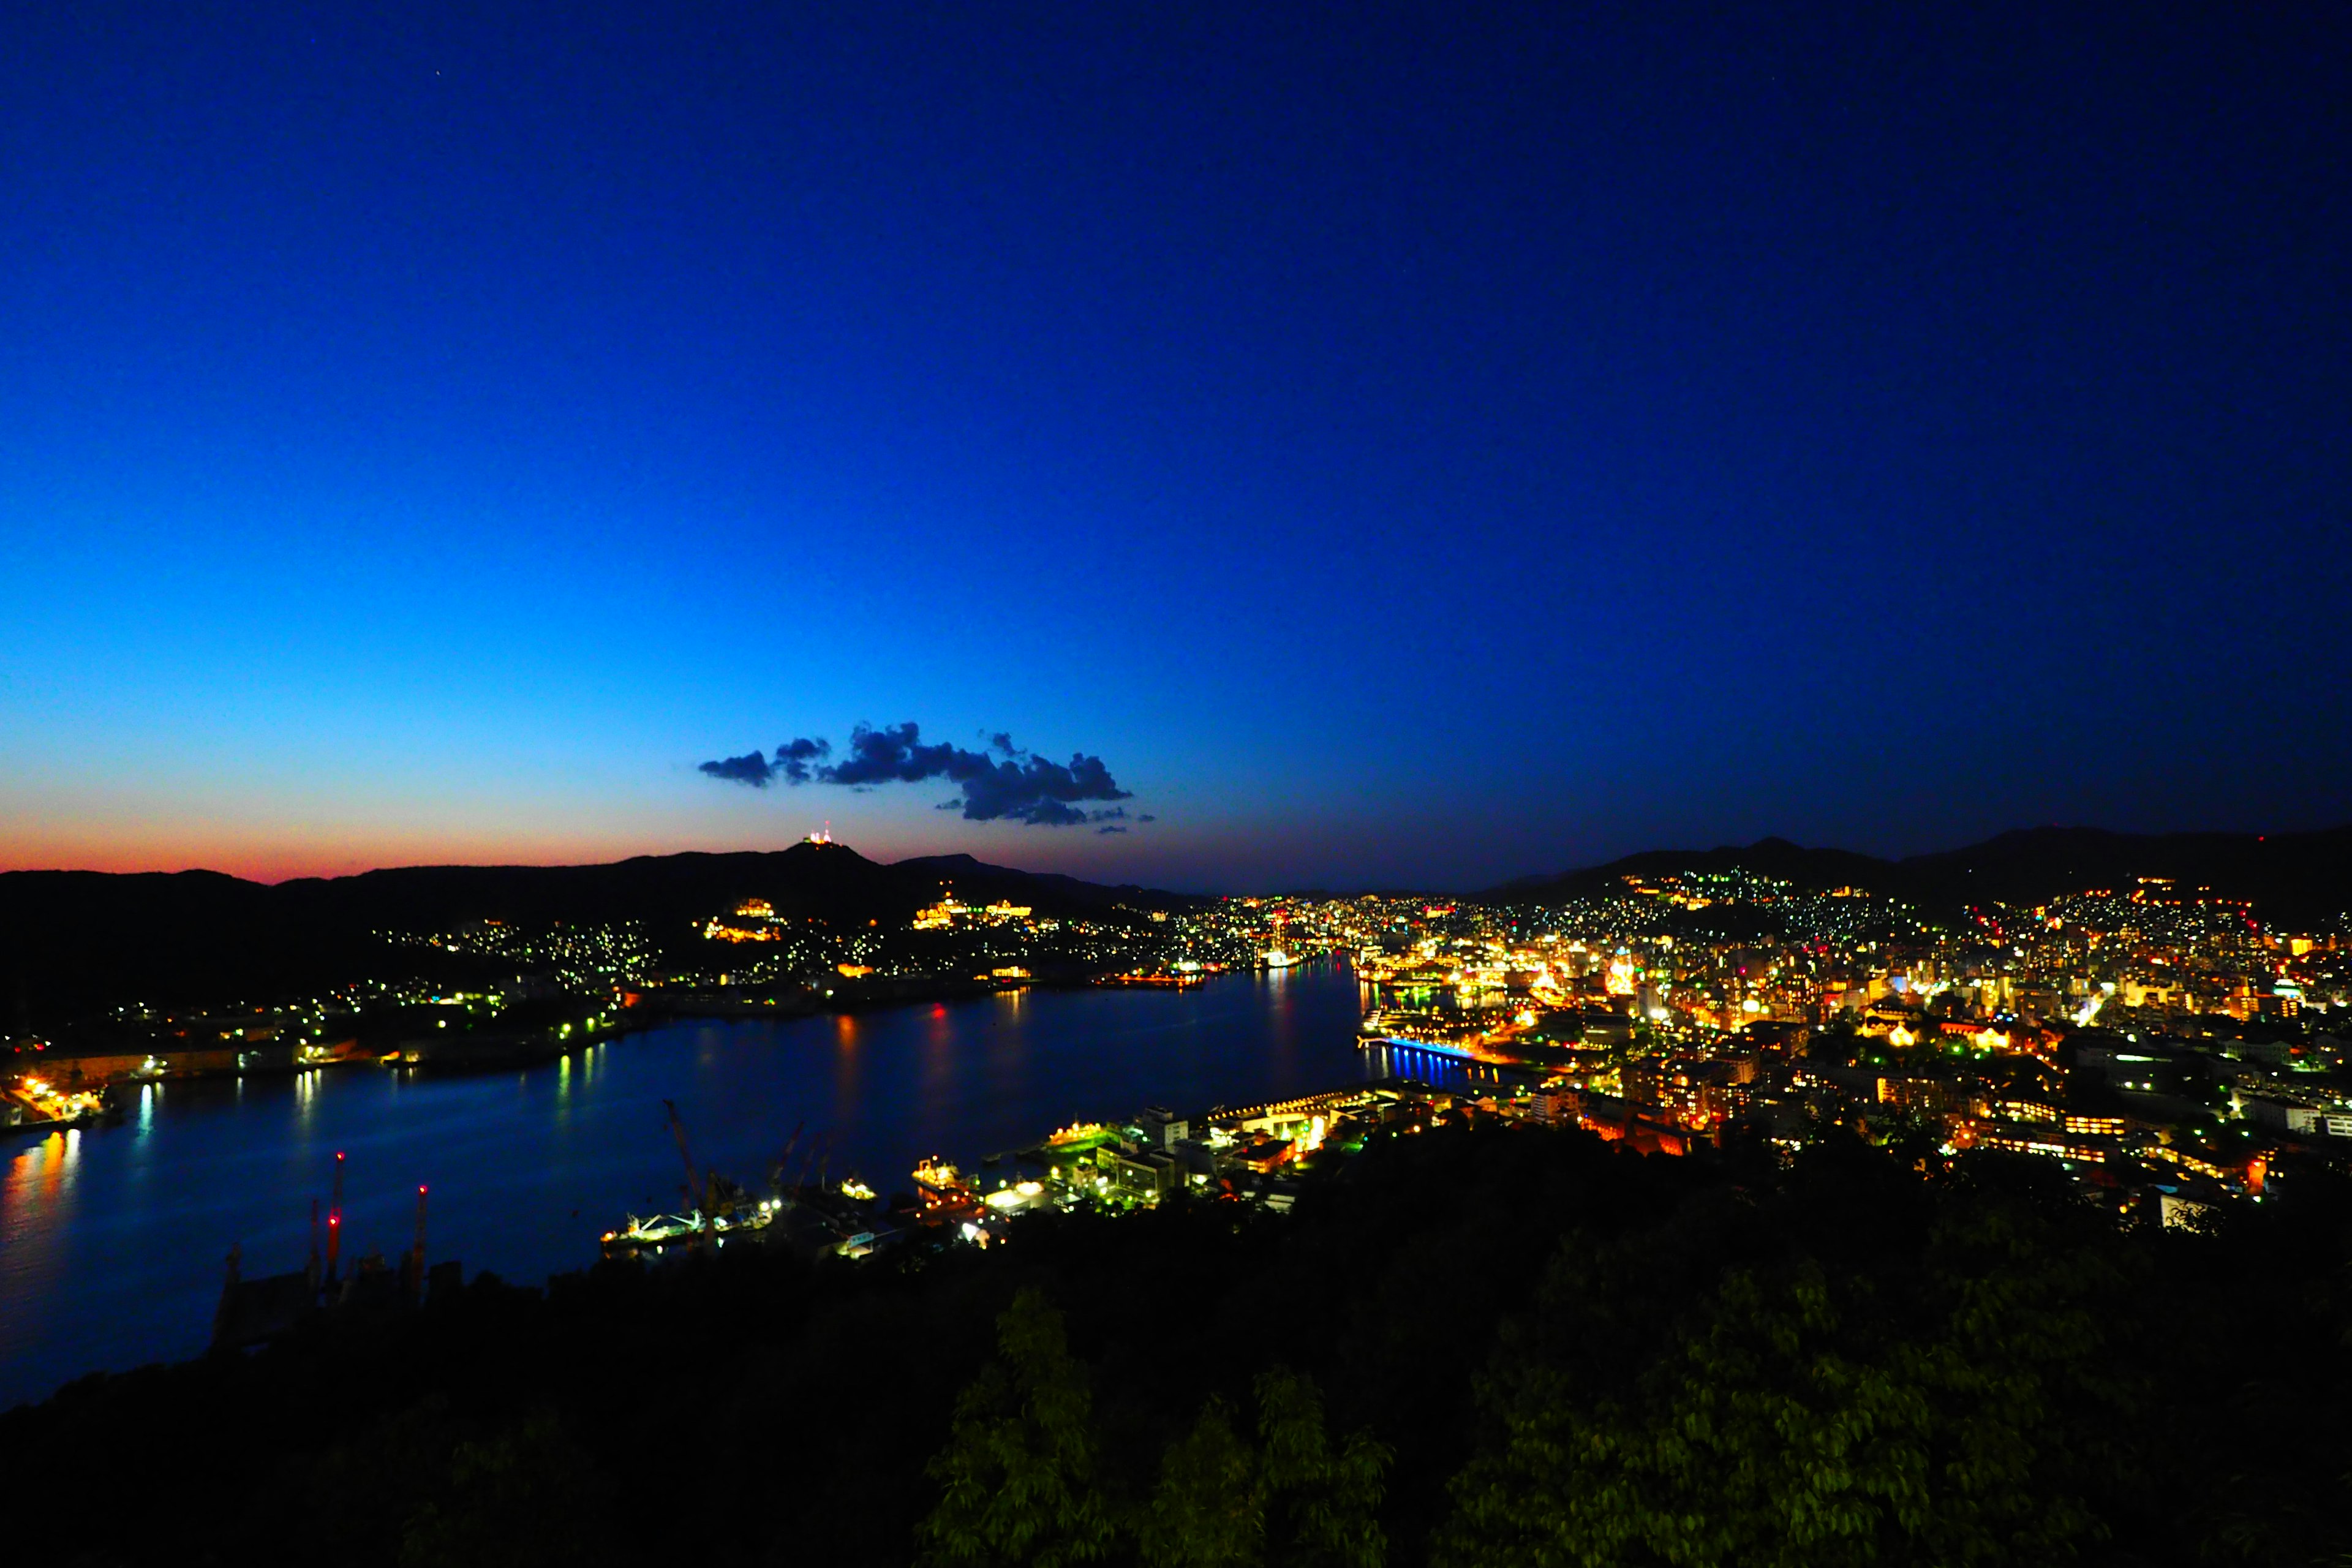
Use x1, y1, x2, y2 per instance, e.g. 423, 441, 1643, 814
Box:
6, 1123, 2350, 1566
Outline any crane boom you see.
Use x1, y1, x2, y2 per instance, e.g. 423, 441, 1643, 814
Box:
661, 1099, 704, 1243
769, 1120, 805, 1197
788, 1129, 824, 1196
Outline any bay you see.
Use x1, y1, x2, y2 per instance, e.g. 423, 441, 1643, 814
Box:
0, 962, 1504, 1410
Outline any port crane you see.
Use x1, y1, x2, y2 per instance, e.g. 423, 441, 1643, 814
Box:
662, 1098, 709, 1250
658, 1099, 769, 1250
768, 1120, 806, 1198
786, 1130, 832, 1197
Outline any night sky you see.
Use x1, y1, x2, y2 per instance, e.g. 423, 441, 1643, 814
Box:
2, 2, 2345, 891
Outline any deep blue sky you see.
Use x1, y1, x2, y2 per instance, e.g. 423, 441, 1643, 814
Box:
2, 2, 2345, 891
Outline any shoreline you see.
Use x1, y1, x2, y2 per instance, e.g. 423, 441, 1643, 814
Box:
8, 960, 1353, 1110
1, 961, 1375, 1411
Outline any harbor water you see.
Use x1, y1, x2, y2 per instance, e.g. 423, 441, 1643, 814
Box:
0, 963, 1507, 1410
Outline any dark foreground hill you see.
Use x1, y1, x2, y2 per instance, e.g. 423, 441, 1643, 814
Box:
0, 840, 1194, 1026
1487, 823, 2352, 926
5, 1124, 2350, 1567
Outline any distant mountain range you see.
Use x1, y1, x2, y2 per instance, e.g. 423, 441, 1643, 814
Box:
1483, 824, 2352, 926
0, 840, 1193, 1027
7, 825, 2346, 1028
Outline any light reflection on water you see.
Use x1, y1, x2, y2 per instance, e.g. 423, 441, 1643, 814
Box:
1, 965, 1380, 1409
1358, 1043, 1525, 1094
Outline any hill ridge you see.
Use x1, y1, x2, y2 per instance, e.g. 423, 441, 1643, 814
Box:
1483, 823, 2352, 925
0, 843, 1196, 1025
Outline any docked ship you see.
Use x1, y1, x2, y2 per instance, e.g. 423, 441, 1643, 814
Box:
600, 1198, 777, 1259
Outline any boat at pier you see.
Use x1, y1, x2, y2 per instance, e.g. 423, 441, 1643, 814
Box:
600, 1200, 777, 1259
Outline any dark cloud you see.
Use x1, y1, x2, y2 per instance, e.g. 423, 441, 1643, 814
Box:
699, 751, 783, 787
1137, 814, 1157, 823
1097, 825, 1128, 835
774, 736, 831, 783
698, 721, 1139, 828
698, 737, 832, 788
